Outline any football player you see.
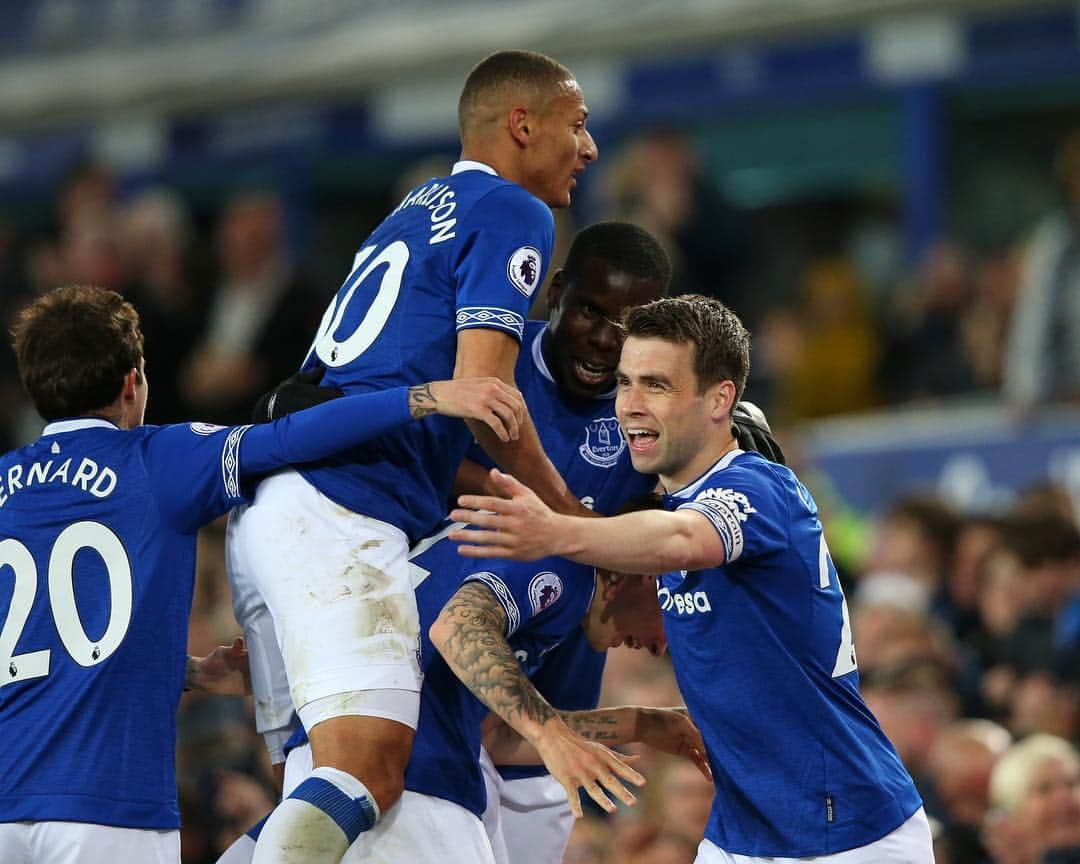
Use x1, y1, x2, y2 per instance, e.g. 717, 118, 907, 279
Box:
228, 49, 620, 864
452, 295, 935, 863
0, 285, 527, 864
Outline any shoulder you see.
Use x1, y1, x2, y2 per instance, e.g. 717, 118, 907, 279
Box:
469, 180, 553, 230
676, 452, 795, 527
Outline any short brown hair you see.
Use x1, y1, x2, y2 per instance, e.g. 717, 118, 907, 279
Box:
11, 285, 143, 421
624, 295, 750, 400
458, 50, 573, 135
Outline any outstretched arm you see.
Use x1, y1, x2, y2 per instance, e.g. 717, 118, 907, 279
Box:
429, 582, 644, 817
239, 377, 525, 476
451, 470, 726, 574
484, 706, 711, 781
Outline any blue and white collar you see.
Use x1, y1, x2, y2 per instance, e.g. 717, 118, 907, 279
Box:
452, 160, 498, 176
667, 448, 744, 498
42, 418, 119, 436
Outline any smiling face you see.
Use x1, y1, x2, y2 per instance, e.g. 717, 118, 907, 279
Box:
616, 335, 735, 489
544, 257, 666, 400
520, 80, 597, 208
583, 571, 666, 656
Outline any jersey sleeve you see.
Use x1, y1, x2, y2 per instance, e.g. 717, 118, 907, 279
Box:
141, 423, 257, 533
676, 464, 789, 565
452, 185, 554, 342
462, 558, 591, 638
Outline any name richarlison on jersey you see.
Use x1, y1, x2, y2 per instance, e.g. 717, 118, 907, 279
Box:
0, 454, 117, 507
391, 182, 458, 245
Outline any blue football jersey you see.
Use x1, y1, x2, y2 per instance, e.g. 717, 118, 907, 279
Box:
0, 418, 255, 829
298, 163, 554, 544
405, 534, 596, 817
659, 449, 921, 857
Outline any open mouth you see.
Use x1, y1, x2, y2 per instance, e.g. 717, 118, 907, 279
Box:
574, 359, 613, 387
626, 428, 659, 452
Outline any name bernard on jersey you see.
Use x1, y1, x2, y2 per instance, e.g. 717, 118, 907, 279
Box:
657, 584, 713, 616
0, 456, 117, 507
578, 417, 625, 468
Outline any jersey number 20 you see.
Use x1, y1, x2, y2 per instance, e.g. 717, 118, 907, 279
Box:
1, 522, 132, 687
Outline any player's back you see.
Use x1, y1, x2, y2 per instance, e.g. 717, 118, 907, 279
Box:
0, 419, 247, 829
299, 166, 553, 543
661, 450, 921, 856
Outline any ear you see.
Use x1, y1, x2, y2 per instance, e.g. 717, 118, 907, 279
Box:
508, 105, 530, 148
708, 380, 737, 423
121, 368, 139, 402
547, 269, 566, 314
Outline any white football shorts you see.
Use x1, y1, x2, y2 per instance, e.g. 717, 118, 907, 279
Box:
0, 821, 178, 864
285, 742, 496, 864
479, 747, 573, 864
695, 806, 934, 864
227, 469, 421, 734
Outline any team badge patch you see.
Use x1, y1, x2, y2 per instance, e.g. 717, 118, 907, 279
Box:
579, 417, 625, 468
189, 423, 227, 436
528, 571, 563, 615
507, 246, 542, 297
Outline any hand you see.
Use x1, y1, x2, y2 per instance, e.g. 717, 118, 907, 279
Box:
412, 378, 526, 443
253, 368, 343, 422
185, 638, 251, 696
450, 469, 564, 560
732, 401, 785, 465
532, 720, 646, 818
635, 707, 712, 782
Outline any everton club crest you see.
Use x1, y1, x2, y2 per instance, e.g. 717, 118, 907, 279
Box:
579, 416, 625, 468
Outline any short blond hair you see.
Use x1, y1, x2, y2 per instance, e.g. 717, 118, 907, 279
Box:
988, 733, 1080, 813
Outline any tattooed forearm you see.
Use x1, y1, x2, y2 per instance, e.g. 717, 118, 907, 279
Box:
432, 582, 557, 733
561, 708, 631, 743
408, 383, 438, 419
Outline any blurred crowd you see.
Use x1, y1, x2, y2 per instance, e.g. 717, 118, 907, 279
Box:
2, 126, 1080, 864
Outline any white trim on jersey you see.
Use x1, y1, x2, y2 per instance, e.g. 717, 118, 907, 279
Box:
42, 418, 118, 435
452, 160, 498, 176
222, 424, 252, 499
464, 571, 521, 635
668, 448, 745, 498
456, 307, 525, 339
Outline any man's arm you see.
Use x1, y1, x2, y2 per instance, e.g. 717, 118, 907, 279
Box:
239, 377, 525, 477
450, 470, 727, 574
455, 329, 588, 516
483, 706, 711, 780
428, 581, 644, 817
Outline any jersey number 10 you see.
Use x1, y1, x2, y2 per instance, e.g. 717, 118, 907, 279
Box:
1, 521, 132, 687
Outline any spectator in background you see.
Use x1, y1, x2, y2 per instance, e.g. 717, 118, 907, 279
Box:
120, 188, 208, 423
881, 241, 976, 402
960, 247, 1020, 393
603, 129, 760, 322
985, 734, 1080, 864
181, 190, 321, 423
926, 718, 1012, 864
863, 496, 960, 615
1004, 130, 1080, 408
757, 256, 881, 421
